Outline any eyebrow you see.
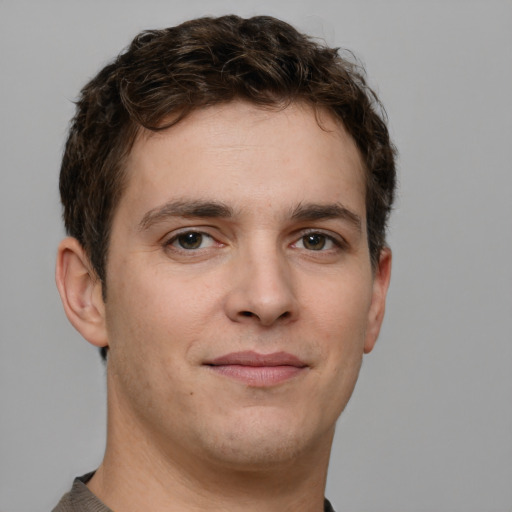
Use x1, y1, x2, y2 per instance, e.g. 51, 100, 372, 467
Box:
138, 199, 362, 233
139, 200, 234, 231
290, 202, 362, 232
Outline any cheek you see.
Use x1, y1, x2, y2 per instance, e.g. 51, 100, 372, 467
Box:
304, 271, 373, 406
308, 271, 374, 348
104, 273, 206, 424
105, 262, 224, 379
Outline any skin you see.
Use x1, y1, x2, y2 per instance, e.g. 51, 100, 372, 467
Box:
56, 101, 391, 512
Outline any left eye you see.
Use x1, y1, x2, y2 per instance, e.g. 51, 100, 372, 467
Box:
169, 232, 215, 250
294, 233, 337, 251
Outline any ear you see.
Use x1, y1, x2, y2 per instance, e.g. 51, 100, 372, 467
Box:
55, 237, 108, 348
363, 247, 392, 354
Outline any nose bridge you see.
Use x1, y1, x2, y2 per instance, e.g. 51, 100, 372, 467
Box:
226, 233, 298, 325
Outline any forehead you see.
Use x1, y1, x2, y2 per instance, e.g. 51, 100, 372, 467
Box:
120, 101, 366, 223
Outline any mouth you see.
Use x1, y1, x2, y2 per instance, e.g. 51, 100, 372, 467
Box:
204, 351, 308, 387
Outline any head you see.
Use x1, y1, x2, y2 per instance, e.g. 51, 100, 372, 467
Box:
60, 14, 396, 291
56, 15, 396, 478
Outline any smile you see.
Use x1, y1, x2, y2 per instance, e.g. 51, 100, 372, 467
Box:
205, 351, 309, 387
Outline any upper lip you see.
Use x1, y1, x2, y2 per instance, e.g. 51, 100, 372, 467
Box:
206, 351, 307, 367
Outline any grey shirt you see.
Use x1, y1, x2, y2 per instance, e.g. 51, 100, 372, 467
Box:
52, 472, 336, 511
52, 473, 110, 512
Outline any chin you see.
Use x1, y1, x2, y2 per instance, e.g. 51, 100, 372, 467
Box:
197, 408, 332, 470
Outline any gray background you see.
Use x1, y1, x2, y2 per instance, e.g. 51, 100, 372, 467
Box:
1, 1, 511, 511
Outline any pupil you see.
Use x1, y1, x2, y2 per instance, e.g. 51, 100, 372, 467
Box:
304, 234, 325, 250
179, 232, 202, 249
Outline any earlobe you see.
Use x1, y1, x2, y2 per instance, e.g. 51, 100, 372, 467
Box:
55, 237, 108, 348
363, 247, 392, 354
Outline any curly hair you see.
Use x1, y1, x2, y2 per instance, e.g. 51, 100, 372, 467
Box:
60, 14, 396, 287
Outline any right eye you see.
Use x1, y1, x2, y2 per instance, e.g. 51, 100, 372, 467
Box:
167, 231, 215, 250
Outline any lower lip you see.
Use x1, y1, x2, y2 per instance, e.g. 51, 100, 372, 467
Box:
208, 365, 305, 386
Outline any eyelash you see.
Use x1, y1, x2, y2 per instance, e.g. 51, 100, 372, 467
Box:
164, 229, 346, 253
165, 230, 218, 251
292, 230, 346, 252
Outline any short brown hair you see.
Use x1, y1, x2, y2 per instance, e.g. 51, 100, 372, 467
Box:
60, 14, 396, 285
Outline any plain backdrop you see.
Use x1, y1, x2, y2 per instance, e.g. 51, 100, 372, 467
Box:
1, 1, 511, 511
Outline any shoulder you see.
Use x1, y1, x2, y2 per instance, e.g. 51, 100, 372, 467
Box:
52, 473, 111, 512
324, 498, 336, 511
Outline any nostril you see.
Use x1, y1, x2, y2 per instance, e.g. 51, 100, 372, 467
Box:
236, 309, 292, 323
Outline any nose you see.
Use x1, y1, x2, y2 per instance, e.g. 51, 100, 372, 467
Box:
224, 245, 298, 326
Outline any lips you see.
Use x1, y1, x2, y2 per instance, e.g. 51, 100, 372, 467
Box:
205, 351, 308, 386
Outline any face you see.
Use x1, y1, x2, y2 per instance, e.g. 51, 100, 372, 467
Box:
102, 101, 390, 470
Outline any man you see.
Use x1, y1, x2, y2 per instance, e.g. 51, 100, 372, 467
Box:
53, 14, 396, 512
